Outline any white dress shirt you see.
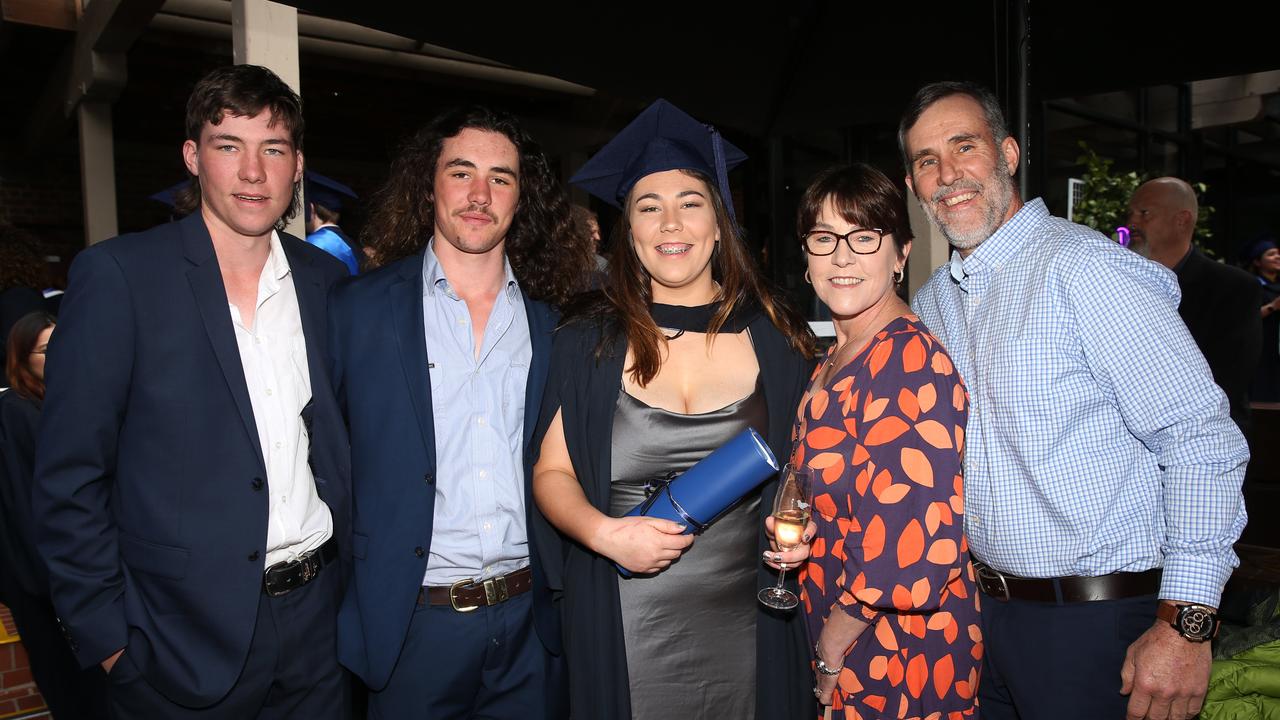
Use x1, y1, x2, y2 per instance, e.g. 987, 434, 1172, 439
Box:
229, 231, 333, 568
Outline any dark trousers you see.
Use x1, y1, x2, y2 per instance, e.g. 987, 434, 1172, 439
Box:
979, 593, 1158, 719
368, 590, 563, 720
6, 585, 110, 719
108, 561, 347, 720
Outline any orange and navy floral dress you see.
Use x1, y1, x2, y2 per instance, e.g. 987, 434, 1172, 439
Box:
796, 315, 982, 720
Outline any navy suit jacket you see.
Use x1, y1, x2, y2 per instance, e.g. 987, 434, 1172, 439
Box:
328, 250, 560, 691
33, 212, 352, 708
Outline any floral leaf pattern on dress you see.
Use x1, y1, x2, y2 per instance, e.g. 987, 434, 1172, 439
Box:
797, 316, 981, 719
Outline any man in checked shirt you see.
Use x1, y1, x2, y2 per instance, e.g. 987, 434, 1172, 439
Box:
906, 81, 1248, 720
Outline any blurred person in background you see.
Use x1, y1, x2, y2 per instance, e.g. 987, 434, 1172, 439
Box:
1, 311, 110, 719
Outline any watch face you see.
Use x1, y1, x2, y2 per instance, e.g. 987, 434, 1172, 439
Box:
1178, 605, 1217, 640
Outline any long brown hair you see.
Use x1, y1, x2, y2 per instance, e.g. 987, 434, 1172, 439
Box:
575, 169, 817, 386
6, 311, 55, 402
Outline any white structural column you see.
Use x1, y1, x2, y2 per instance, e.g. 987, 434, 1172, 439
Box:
906, 198, 948, 300
231, 0, 304, 239
78, 100, 119, 245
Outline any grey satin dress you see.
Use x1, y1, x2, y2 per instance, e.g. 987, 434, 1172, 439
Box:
608, 377, 766, 720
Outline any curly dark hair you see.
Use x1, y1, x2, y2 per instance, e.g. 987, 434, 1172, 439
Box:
361, 105, 592, 307
173, 64, 305, 228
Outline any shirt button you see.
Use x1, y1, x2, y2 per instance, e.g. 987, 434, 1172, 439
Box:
414, 547, 425, 558
478, 470, 487, 478
266, 388, 273, 396
275, 441, 283, 449
254, 337, 261, 345
483, 522, 492, 532
477, 417, 486, 426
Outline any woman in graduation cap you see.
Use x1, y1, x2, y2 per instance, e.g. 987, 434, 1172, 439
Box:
531, 100, 819, 719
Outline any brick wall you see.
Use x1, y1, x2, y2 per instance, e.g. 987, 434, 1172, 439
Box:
0, 605, 46, 719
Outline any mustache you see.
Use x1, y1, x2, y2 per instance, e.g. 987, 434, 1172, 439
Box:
455, 204, 496, 220
931, 179, 984, 204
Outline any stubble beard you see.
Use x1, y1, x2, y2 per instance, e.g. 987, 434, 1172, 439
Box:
920, 168, 1016, 252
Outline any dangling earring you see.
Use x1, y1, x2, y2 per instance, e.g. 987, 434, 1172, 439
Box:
894, 267, 905, 284
804, 270, 812, 284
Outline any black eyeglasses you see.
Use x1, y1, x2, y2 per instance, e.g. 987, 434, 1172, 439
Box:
802, 228, 886, 256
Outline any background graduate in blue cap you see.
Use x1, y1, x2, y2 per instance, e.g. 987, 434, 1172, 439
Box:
530, 99, 818, 720
304, 172, 361, 275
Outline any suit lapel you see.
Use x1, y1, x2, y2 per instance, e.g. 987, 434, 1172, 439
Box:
523, 297, 556, 453
180, 213, 266, 472
389, 255, 437, 465
281, 236, 329, 401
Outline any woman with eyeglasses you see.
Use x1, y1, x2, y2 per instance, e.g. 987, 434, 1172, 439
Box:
1, 311, 109, 719
791, 165, 981, 718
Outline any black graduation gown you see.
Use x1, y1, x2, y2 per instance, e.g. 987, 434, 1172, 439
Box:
531, 311, 817, 720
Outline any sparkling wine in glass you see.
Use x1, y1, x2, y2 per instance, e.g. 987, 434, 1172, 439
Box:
759, 464, 812, 610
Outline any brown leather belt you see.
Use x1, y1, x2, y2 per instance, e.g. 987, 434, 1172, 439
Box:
419, 566, 532, 612
973, 561, 1161, 603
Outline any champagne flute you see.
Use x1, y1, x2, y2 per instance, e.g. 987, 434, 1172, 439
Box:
759, 464, 812, 610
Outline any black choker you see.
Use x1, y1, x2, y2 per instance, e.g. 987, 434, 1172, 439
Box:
649, 301, 760, 340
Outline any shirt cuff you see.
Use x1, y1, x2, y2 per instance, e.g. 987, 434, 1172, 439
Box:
1158, 552, 1238, 608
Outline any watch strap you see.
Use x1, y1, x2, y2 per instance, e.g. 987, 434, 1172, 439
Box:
1158, 602, 1220, 642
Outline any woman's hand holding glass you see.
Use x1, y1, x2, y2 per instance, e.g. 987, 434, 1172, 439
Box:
759, 465, 813, 610
763, 514, 818, 570
592, 515, 694, 575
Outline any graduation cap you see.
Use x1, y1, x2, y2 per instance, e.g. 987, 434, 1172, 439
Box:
571, 99, 747, 224
305, 171, 358, 213
149, 180, 187, 208
1244, 235, 1278, 263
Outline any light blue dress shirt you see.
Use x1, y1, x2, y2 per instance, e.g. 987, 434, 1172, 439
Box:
420, 240, 531, 586
912, 198, 1248, 607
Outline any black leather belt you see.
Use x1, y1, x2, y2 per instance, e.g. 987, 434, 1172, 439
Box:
419, 566, 533, 612
263, 537, 338, 597
973, 561, 1161, 603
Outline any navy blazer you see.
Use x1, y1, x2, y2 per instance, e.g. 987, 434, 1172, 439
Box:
328, 250, 560, 691
33, 212, 352, 708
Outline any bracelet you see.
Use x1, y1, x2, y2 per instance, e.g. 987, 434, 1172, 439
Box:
814, 643, 842, 676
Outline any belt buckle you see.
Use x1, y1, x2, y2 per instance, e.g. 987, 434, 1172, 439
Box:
449, 578, 480, 613
264, 558, 296, 598
483, 575, 509, 605
975, 563, 1011, 602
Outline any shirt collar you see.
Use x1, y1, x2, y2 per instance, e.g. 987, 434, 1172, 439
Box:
422, 238, 519, 301
949, 197, 1047, 283
264, 230, 291, 285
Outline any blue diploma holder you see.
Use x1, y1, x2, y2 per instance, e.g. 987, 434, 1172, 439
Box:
617, 427, 779, 577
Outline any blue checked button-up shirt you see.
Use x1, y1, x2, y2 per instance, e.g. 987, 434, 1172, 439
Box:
912, 199, 1248, 607
420, 240, 532, 586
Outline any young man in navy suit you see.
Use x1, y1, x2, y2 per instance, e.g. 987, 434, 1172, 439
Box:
328, 106, 590, 718
34, 64, 351, 719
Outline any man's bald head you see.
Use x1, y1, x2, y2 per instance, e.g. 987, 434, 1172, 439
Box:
1127, 177, 1198, 269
